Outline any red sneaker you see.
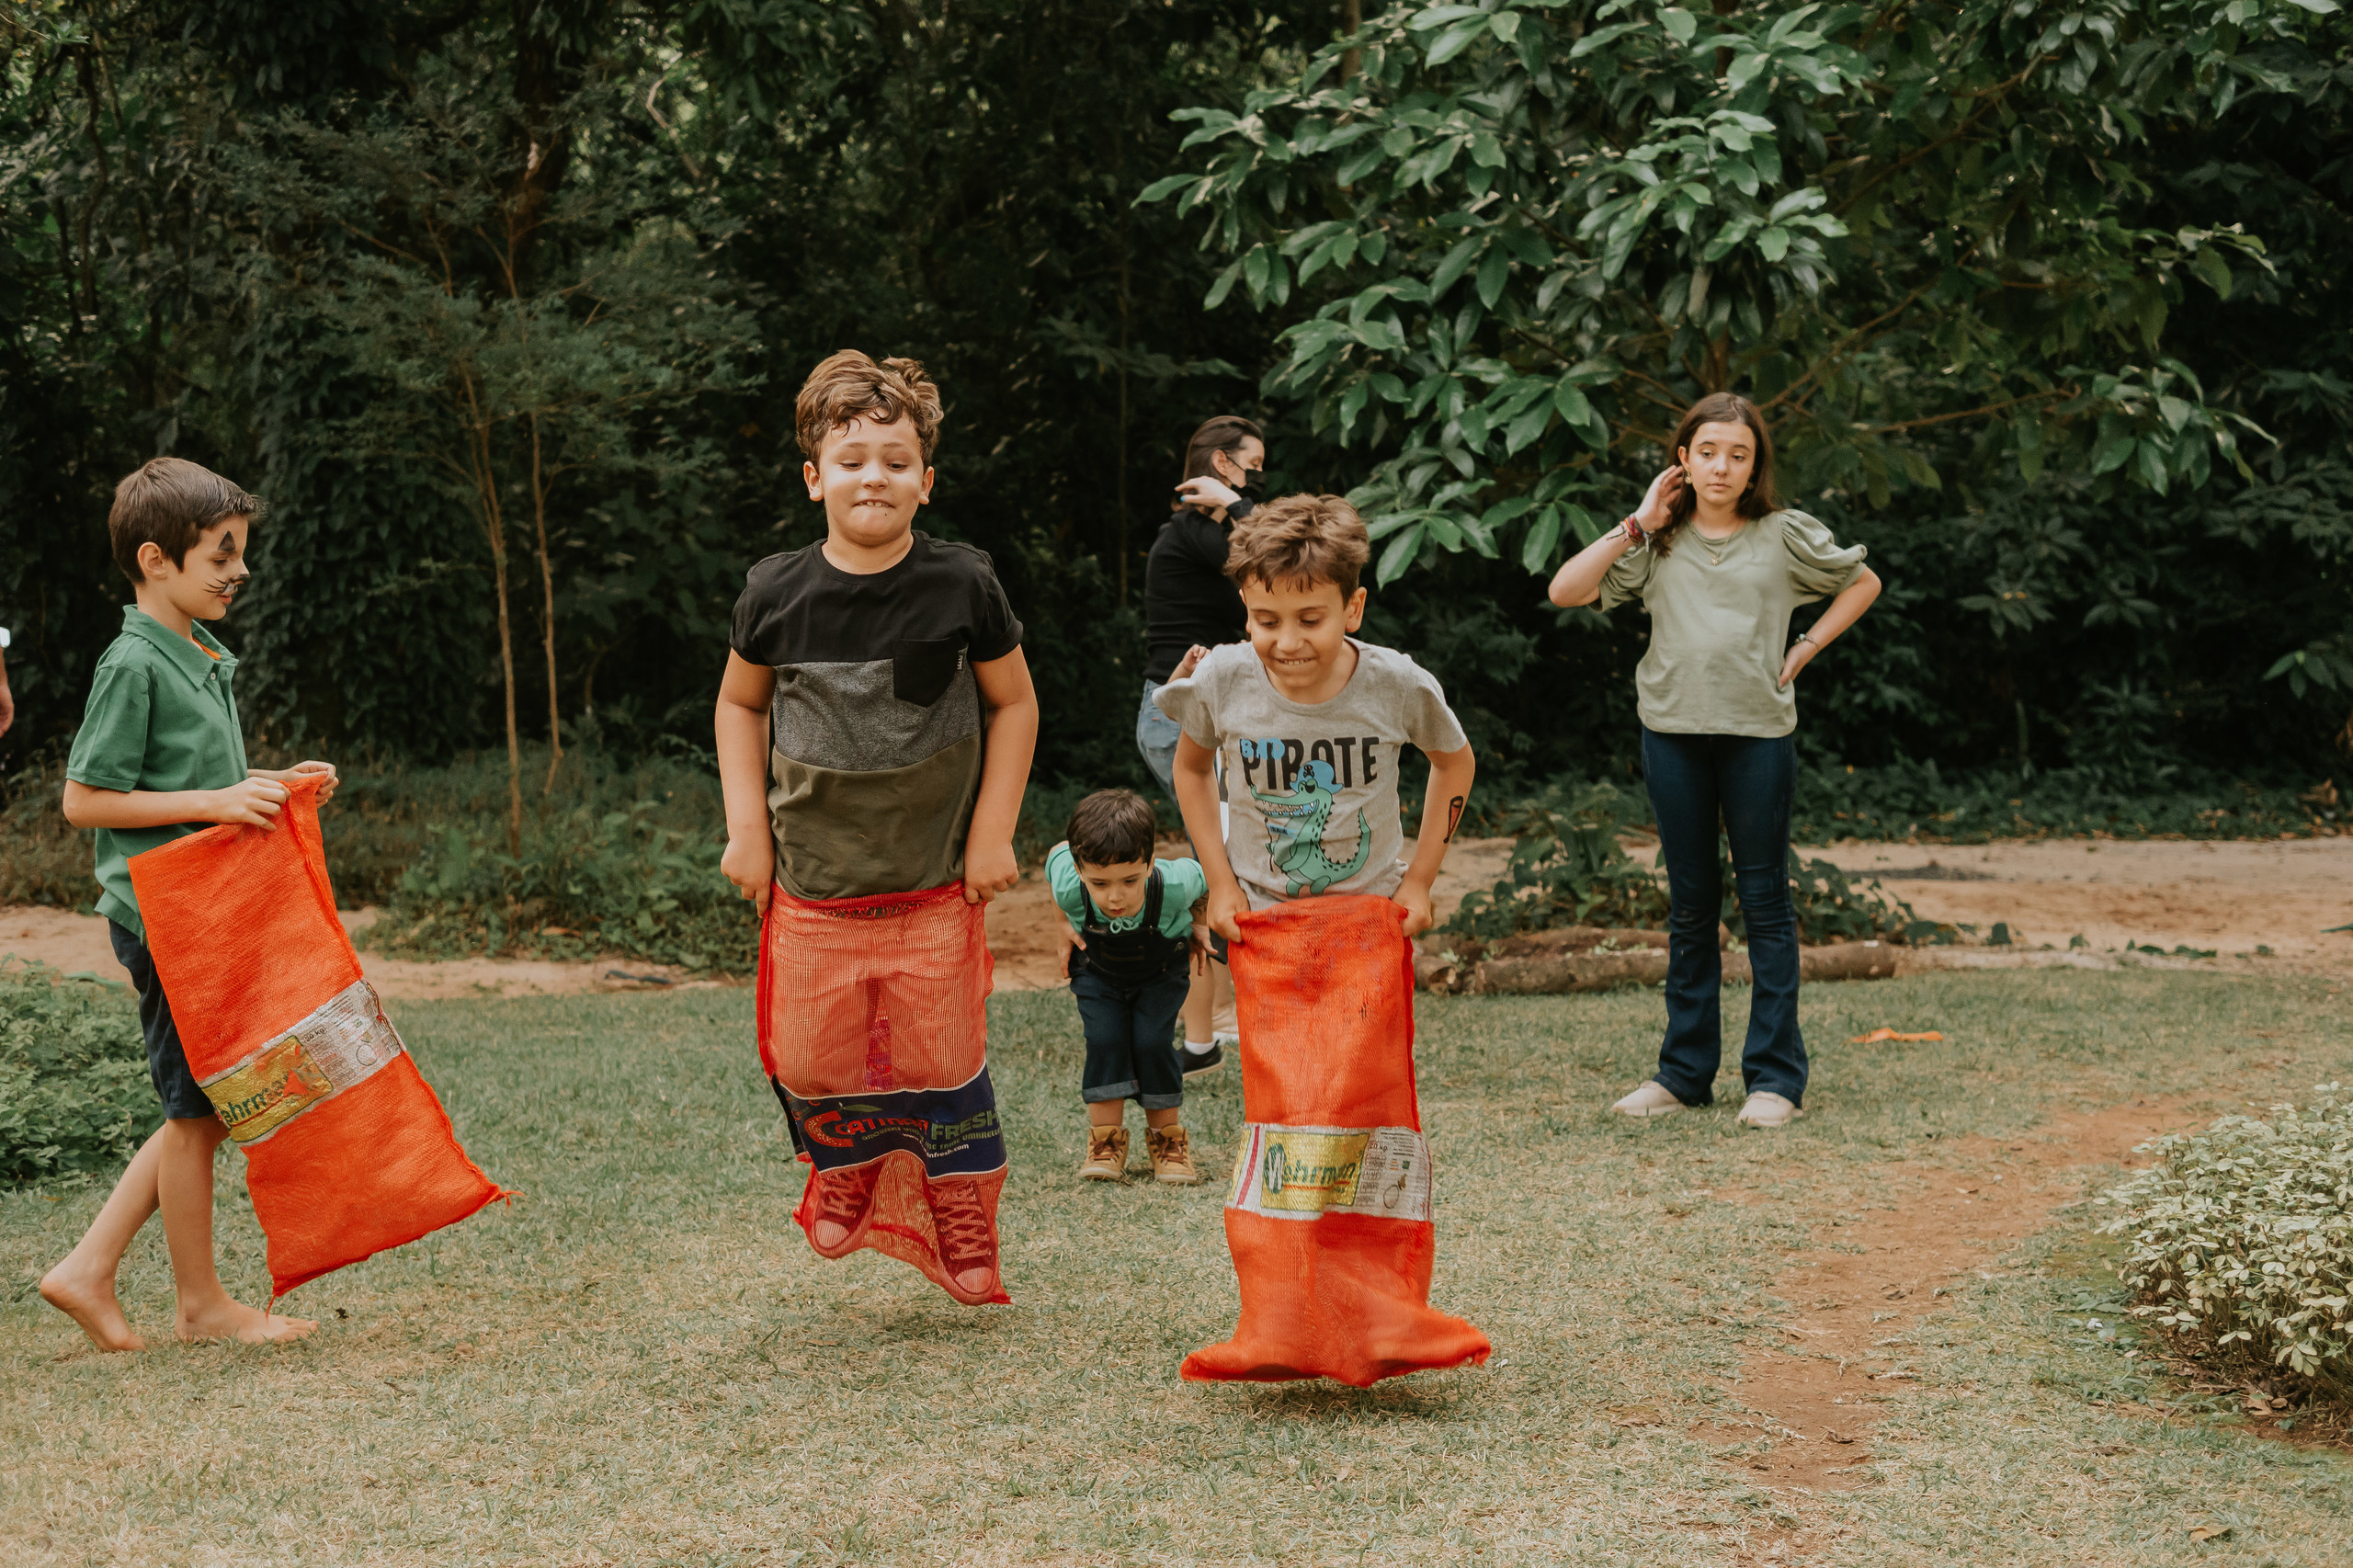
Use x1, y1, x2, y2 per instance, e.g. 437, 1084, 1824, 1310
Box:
928, 1178, 1000, 1301
808, 1163, 880, 1256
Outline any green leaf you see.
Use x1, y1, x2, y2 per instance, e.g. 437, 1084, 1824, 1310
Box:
1520, 507, 1563, 574
1375, 523, 1426, 586
1135, 174, 1196, 204
1553, 381, 1594, 426
2133, 438, 2171, 494
1504, 401, 1551, 454
2090, 432, 2136, 476
1661, 6, 1698, 43
1476, 244, 1511, 308
1425, 17, 1489, 65
2190, 245, 2234, 300
1202, 260, 1243, 310
1569, 20, 1643, 58
1757, 226, 1790, 262
1429, 236, 1483, 300
1563, 504, 1605, 545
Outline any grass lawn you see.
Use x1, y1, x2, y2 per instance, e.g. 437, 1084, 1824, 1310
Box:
4, 968, 2349, 1566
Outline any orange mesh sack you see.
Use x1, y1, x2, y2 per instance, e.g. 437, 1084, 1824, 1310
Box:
126, 776, 504, 1295
757, 883, 1009, 1306
1182, 894, 1489, 1387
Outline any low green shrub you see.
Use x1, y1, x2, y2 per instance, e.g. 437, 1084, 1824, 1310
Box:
1440, 780, 1915, 944
1792, 757, 2347, 843
2097, 1087, 2353, 1404
365, 797, 753, 972
0, 959, 160, 1182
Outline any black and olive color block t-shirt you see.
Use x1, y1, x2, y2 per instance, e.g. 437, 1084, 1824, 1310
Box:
729, 532, 1023, 900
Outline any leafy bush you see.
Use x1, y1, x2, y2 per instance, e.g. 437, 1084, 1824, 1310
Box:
0, 959, 160, 1182
1441, 782, 1915, 944
1442, 782, 1671, 937
1790, 757, 2348, 845
367, 799, 752, 972
2098, 1088, 2353, 1404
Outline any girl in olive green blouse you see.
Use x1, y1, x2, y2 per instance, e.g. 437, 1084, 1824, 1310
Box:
1549, 393, 1881, 1130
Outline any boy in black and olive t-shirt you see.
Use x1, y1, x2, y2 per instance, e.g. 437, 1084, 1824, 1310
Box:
715, 351, 1039, 1307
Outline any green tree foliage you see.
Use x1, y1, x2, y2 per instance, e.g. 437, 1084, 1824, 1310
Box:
1150, 0, 2335, 569
2, 0, 2348, 829
1152, 0, 2353, 774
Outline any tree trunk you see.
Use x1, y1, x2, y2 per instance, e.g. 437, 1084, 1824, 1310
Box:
530, 414, 562, 793
472, 419, 525, 858
1340, 0, 1362, 82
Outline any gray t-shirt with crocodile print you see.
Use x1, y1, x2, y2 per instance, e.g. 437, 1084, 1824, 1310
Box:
1154, 640, 1468, 909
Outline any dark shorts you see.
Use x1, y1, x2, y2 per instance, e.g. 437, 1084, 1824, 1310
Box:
1073, 966, 1191, 1111
108, 921, 215, 1121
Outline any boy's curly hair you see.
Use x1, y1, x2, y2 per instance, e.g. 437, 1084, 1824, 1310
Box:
108, 457, 261, 584
795, 350, 944, 463
1064, 790, 1158, 869
1223, 493, 1370, 597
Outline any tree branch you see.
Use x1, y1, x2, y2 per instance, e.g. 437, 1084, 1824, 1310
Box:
1758, 282, 1933, 415
1856, 386, 2073, 435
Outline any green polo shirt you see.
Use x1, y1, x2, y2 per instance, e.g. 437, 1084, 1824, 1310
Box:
64, 608, 250, 941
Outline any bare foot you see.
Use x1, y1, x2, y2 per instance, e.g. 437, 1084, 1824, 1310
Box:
39, 1263, 146, 1353
176, 1299, 317, 1345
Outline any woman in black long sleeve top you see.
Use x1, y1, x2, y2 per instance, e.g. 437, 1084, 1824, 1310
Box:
1135, 415, 1263, 1066
1138, 416, 1264, 787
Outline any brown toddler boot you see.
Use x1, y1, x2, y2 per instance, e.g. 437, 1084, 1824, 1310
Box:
1146, 1125, 1201, 1186
1078, 1124, 1129, 1181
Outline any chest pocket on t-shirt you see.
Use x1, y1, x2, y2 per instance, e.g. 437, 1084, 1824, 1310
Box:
892, 638, 966, 708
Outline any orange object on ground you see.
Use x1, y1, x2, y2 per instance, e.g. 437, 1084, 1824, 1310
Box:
1849, 1028, 1945, 1044
1182, 894, 1489, 1387
757, 882, 1009, 1306
126, 776, 504, 1296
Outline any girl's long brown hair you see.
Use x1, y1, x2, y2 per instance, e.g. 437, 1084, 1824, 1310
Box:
1651, 392, 1779, 557
1178, 415, 1263, 486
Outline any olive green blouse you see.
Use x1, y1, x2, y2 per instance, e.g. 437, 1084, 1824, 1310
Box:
1596, 508, 1867, 738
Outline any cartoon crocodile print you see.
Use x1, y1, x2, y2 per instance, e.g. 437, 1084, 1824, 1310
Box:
1248, 753, 1371, 895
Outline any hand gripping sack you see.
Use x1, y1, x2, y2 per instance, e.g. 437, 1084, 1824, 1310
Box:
1182, 894, 1489, 1386
127, 777, 504, 1295
757, 882, 1010, 1306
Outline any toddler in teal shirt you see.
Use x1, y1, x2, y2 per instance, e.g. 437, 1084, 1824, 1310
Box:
1048, 790, 1209, 1186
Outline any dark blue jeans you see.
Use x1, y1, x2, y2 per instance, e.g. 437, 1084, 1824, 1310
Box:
1640, 727, 1805, 1108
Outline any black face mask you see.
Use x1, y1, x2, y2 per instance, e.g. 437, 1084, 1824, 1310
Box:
1236, 467, 1265, 497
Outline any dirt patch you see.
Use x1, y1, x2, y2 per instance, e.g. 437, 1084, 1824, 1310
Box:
1697, 1094, 2200, 1495
0, 904, 710, 1000
1796, 835, 2353, 960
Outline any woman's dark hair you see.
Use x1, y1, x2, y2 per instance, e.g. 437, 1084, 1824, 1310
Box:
1064, 789, 1158, 868
1652, 392, 1779, 557
1178, 415, 1264, 486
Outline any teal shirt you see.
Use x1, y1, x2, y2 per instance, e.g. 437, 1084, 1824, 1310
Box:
1045, 845, 1205, 941
63, 608, 250, 941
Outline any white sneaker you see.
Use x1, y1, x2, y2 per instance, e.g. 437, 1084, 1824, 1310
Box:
1736, 1091, 1800, 1129
1610, 1081, 1686, 1118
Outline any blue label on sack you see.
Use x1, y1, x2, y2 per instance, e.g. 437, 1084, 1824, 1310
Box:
783, 1069, 1006, 1178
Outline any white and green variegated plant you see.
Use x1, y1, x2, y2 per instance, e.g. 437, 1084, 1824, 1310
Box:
2098, 1086, 2353, 1399
1143, 0, 2332, 583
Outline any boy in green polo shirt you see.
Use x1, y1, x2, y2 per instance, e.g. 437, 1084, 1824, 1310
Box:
39, 457, 341, 1353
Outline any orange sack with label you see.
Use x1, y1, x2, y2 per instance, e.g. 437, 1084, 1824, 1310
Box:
757, 882, 1009, 1307
1182, 894, 1489, 1387
127, 776, 504, 1296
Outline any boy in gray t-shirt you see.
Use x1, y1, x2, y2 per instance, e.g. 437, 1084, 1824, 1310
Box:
1154, 494, 1476, 941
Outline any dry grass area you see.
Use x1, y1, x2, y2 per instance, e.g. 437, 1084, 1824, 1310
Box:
3, 969, 2349, 1566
